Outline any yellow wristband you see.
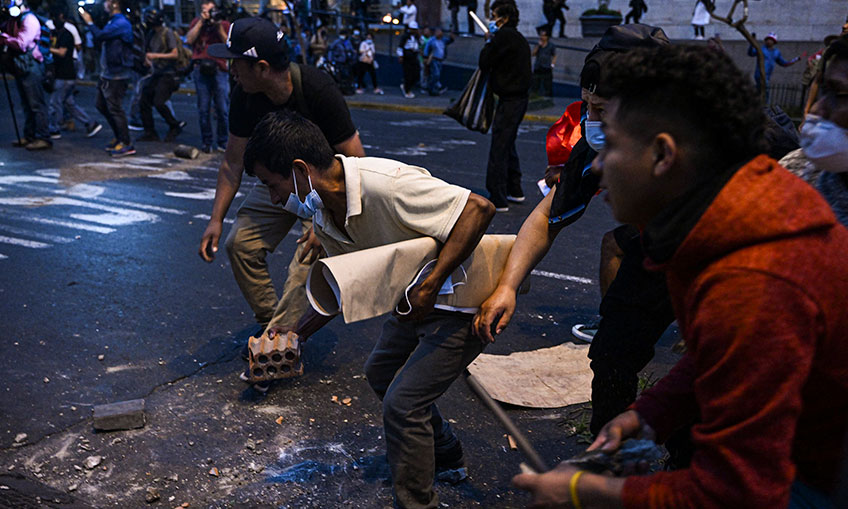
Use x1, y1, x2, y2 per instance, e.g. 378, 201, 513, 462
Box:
570, 469, 586, 509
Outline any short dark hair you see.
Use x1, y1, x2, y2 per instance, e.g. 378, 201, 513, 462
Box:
491, 0, 519, 27
244, 111, 336, 178
603, 45, 768, 172
823, 34, 848, 72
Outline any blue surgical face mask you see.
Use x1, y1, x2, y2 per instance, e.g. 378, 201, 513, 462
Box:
488, 21, 499, 34
584, 120, 606, 152
800, 114, 848, 174
282, 172, 324, 219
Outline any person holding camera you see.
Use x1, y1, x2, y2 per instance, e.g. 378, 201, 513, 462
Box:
186, 0, 230, 153
1, 0, 52, 150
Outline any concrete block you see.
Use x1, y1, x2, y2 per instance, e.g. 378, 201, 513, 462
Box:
248, 330, 304, 383
93, 398, 146, 431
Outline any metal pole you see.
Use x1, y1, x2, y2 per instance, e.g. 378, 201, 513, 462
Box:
0, 55, 23, 146
465, 372, 549, 473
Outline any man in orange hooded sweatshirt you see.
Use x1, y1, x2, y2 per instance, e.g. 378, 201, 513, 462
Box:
513, 45, 848, 508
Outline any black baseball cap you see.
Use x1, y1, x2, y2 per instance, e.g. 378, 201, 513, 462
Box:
208, 17, 290, 68
580, 24, 669, 95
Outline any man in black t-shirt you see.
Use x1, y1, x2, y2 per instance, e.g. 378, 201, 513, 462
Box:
199, 17, 364, 391
48, 7, 102, 138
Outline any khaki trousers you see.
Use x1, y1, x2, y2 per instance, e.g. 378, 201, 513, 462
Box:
224, 182, 314, 330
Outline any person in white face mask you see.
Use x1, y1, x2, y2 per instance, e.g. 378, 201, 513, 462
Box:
780, 34, 848, 226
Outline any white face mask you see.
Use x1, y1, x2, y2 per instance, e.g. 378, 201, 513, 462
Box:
584, 120, 606, 152
800, 115, 848, 174
282, 172, 324, 219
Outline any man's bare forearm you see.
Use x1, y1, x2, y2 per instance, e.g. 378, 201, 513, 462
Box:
495, 191, 557, 292
294, 307, 337, 340
210, 159, 243, 222
422, 193, 495, 293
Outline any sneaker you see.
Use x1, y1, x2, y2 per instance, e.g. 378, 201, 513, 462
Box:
105, 138, 119, 151
355, 88, 365, 94
216, 146, 226, 153
85, 123, 103, 138
12, 137, 32, 147
136, 132, 160, 143
373, 88, 384, 95
164, 121, 186, 143
110, 143, 136, 157
49, 131, 62, 140
201, 144, 213, 154
60, 120, 75, 132
25, 139, 52, 151
435, 441, 467, 484
571, 321, 600, 343
404, 91, 415, 99
507, 194, 526, 203
128, 122, 144, 131
494, 205, 509, 212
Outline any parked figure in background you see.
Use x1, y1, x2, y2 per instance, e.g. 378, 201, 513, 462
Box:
81, 0, 135, 156
449, 0, 478, 35
542, 0, 567, 38
137, 8, 185, 143
423, 26, 452, 96
397, 21, 420, 98
309, 26, 328, 63
399, 0, 417, 27
186, 0, 230, 153
0, 0, 51, 150
624, 0, 647, 24
691, 0, 711, 40
748, 31, 799, 101
47, 6, 101, 139
328, 28, 356, 94
531, 27, 555, 97
354, 30, 382, 94
479, 0, 531, 211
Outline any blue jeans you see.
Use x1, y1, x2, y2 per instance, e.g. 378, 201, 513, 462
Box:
192, 67, 229, 148
15, 63, 50, 141
49, 79, 92, 133
427, 59, 443, 95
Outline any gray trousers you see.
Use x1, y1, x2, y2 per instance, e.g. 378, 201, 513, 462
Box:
224, 182, 313, 329
365, 312, 484, 509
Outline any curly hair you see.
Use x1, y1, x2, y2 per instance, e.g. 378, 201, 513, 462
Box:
243, 111, 336, 178
603, 45, 768, 171
491, 0, 519, 27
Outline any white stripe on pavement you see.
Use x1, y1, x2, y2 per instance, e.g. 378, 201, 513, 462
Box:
92, 196, 185, 215
0, 235, 51, 248
0, 197, 159, 226
0, 224, 74, 243
192, 214, 235, 224
531, 269, 594, 285
6, 214, 116, 234
0, 254, 7, 259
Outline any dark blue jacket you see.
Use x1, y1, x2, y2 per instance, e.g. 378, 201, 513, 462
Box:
88, 12, 133, 77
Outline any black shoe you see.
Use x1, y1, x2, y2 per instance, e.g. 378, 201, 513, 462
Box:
201, 144, 213, 154
435, 441, 467, 484
164, 121, 185, 143
136, 132, 160, 142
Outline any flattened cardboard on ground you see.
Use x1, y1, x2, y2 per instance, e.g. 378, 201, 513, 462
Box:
93, 398, 146, 431
306, 234, 520, 323
467, 343, 592, 408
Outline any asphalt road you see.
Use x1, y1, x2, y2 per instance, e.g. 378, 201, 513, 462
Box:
0, 86, 679, 508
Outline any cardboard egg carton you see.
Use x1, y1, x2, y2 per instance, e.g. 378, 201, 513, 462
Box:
247, 330, 304, 383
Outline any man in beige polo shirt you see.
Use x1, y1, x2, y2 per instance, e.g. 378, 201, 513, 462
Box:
243, 111, 495, 509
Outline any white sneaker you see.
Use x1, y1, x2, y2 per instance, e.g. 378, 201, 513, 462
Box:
404, 91, 415, 99
571, 321, 600, 343
507, 194, 525, 203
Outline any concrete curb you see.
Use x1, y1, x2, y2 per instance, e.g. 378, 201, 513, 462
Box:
74, 79, 560, 124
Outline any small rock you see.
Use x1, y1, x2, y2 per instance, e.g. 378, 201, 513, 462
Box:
167, 473, 179, 482
208, 467, 219, 477
73, 465, 83, 471
145, 487, 160, 503
182, 503, 190, 508
245, 439, 255, 451
84, 456, 102, 469
275, 416, 283, 425
14, 433, 27, 443
68, 483, 78, 492
43, 377, 49, 383
188, 441, 195, 447
331, 395, 339, 404
97, 355, 105, 361
0, 485, 9, 490
342, 397, 352, 406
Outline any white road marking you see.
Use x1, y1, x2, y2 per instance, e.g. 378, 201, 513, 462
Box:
0, 197, 159, 226
92, 196, 185, 215
0, 224, 74, 243
192, 214, 235, 224
0, 235, 51, 248
531, 269, 594, 285
0, 253, 7, 259
166, 189, 242, 200
148, 171, 193, 181
6, 214, 116, 234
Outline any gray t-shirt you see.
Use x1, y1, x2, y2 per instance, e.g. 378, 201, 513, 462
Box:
147, 27, 177, 74
534, 43, 555, 72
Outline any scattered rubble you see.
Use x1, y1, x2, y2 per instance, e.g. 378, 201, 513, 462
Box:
145, 487, 160, 503
84, 456, 102, 469
93, 399, 146, 431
